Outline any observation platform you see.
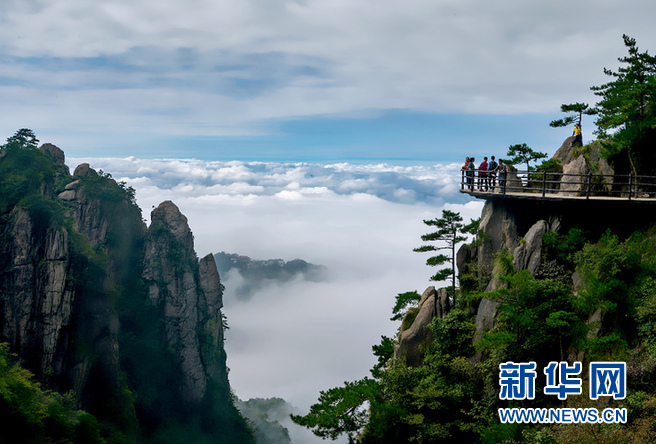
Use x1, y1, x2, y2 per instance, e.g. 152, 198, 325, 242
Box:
459, 169, 656, 204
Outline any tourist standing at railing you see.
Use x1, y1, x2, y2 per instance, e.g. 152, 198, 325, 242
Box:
488, 156, 498, 191
461, 157, 470, 190
467, 157, 476, 191
479, 157, 489, 191
498, 159, 507, 193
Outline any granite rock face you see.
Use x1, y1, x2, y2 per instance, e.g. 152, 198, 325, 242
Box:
0, 206, 75, 380
394, 287, 449, 366
0, 144, 242, 437
513, 220, 548, 275
143, 200, 227, 403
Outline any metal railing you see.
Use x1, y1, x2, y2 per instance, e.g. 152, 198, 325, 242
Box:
460, 169, 656, 200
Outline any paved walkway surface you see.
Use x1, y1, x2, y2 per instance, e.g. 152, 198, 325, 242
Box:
459, 188, 656, 203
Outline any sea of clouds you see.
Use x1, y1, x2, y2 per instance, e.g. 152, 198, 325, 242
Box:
67, 157, 484, 442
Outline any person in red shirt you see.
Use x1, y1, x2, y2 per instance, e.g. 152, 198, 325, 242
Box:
461, 157, 471, 190
479, 157, 489, 191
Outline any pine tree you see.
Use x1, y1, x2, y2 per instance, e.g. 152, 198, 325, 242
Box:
1, 128, 39, 150
506, 143, 547, 171
550, 102, 595, 128
414, 210, 475, 305
590, 34, 656, 175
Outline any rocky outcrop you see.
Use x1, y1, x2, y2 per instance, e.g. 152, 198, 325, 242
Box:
458, 199, 563, 354
142, 201, 226, 403
555, 139, 615, 195
394, 287, 449, 366
39, 143, 65, 164
477, 201, 519, 291
395, 196, 563, 366
513, 220, 548, 275
458, 136, 621, 346
0, 155, 130, 425
560, 156, 590, 195
0, 144, 248, 440
552, 136, 579, 165
0, 207, 74, 380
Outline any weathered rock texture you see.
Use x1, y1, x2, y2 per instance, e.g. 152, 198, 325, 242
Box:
458, 137, 656, 360
554, 139, 615, 195
1, 206, 74, 379
142, 201, 226, 403
394, 287, 449, 366
0, 144, 247, 440
394, 136, 643, 367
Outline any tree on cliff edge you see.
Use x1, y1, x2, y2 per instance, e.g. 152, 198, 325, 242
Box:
550, 102, 596, 146
550, 102, 595, 129
1, 128, 39, 150
591, 34, 656, 175
414, 210, 476, 305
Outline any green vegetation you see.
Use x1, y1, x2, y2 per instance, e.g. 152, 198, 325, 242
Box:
0, 129, 253, 443
549, 35, 656, 177
2, 128, 39, 150
0, 136, 58, 215
391, 291, 422, 322
234, 398, 293, 444
506, 143, 548, 171
293, 225, 656, 442
0, 342, 113, 444
549, 103, 596, 130
413, 210, 478, 304
591, 35, 656, 176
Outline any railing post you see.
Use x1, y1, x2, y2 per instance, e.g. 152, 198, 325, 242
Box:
461, 169, 464, 191
542, 171, 547, 198
586, 172, 592, 199
628, 173, 633, 200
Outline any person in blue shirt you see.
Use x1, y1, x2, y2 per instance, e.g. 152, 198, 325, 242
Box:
488, 156, 499, 191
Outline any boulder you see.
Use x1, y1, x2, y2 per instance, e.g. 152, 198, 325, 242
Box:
513, 220, 548, 275
456, 243, 476, 275
552, 136, 578, 165
559, 156, 590, 195
39, 143, 66, 165
57, 190, 77, 201
472, 297, 500, 362
74, 163, 98, 177
394, 286, 449, 366
65, 180, 80, 190
474, 298, 499, 341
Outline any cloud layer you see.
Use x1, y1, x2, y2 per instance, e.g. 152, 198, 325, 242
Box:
69, 156, 469, 209
2, 0, 656, 152
66, 156, 483, 416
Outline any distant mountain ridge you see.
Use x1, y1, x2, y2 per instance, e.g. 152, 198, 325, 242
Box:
214, 252, 328, 299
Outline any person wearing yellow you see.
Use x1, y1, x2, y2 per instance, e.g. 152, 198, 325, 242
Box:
571, 123, 583, 147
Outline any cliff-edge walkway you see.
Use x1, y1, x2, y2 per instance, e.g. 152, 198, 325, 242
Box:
459, 169, 656, 203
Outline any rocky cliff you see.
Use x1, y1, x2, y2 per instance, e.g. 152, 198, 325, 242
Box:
0, 143, 252, 442
395, 137, 656, 365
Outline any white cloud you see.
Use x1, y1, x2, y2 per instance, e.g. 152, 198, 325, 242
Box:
68, 156, 470, 211
2, 0, 655, 141
65, 156, 484, 414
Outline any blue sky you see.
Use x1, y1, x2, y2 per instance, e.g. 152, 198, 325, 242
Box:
2, 0, 656, 162
6, 0, 656, 425
96, 111, 570, 162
